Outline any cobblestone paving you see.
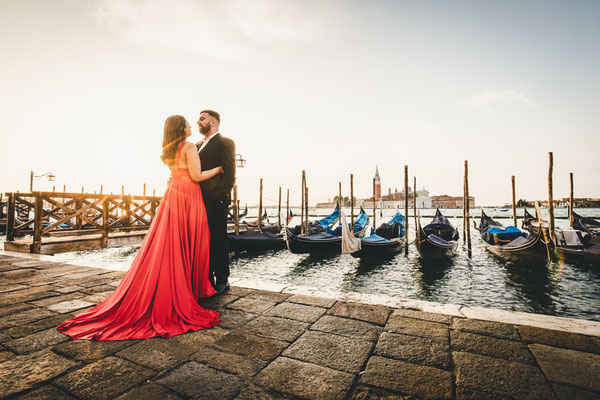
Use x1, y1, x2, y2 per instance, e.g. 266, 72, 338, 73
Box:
0, 254, 599, 399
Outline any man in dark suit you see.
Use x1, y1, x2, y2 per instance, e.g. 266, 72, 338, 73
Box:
197, 109, 235, 295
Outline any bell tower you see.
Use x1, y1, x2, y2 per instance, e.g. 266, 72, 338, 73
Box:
373, 166, 381, 200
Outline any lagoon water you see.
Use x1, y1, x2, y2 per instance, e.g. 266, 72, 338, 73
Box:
6, 208, 600, 322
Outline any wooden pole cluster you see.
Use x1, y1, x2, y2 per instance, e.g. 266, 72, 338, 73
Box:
404, 165, 409, 255
338, 182, 342, 208
464, 160, 471, 257
569, 172, 574, 228
258, 179, 263, 233
413, 176, 417, 224
304, 186, 309, 235
462, 177, 466, 244
548, 152, 555, 243
511, 176, 517, 227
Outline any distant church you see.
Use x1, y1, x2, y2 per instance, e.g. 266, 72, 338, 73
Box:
362, 166, 433, 209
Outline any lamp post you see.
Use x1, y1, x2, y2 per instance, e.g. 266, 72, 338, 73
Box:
30, 171, 55, 192
235, 154, 246, 168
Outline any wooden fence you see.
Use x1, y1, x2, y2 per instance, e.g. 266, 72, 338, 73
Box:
3, 191, 161, 254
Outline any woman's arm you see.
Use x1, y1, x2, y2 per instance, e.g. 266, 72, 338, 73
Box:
184, 143, 223, 182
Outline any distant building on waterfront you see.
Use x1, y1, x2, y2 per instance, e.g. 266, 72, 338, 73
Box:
431, 195, 475, 209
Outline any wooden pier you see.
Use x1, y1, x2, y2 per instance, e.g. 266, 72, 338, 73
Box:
3, 191, 161, 255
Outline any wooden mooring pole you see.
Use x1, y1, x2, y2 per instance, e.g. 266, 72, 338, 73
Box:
569, 172, 574, 228
350, 174, 354, 230
301, 171, 306, 236
233, 184, 239, 235
413, 176, 417, 225
278, 187, 282, 231
372, 178, 376, 229
548, 152, 555, 243
404, 165, 409, 255
465, 160, 471, 257
304, 186, 309, 235
511, 176, 517, 227
258, 179, 263, 233
286, 189, 290, 227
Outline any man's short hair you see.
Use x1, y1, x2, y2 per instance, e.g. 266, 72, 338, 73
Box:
201, 109, 220, 123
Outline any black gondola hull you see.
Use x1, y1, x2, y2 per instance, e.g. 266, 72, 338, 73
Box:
285, 228, 342, 254
228, 233, 286, 251
350, 237, 404, 258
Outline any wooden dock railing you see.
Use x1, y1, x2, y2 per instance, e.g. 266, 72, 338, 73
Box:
3, 191, 161, 254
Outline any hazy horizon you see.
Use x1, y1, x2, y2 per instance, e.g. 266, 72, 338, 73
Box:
1, 0, 599, 207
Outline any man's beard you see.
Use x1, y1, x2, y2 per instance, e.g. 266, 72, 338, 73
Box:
200, 124, 210, 135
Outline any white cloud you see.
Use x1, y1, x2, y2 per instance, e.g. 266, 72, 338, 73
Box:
467, 88, 536, 111
88, 0, 338, 58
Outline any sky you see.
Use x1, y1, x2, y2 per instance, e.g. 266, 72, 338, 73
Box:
1, 0, 599, 207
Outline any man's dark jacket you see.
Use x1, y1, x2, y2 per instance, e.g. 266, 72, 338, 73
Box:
197, 133, 236, 204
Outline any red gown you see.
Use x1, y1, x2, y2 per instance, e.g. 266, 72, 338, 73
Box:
58, 143, 219, 340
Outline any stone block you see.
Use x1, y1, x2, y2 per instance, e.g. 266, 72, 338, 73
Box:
246, 289, 292, 303
0, 307, 57, 330
82, 290, 114, 304
191, 345, 267, 377
30, 292, 86, 307
197, 293, 238, 310
227, 297, 276, 314
375, 331, 451, 370
385, 314, 449, 340
215, 330, 288, 361
311, 315, 382, 342
283, 330, 372, 373
529, 343, 600, 392
349, 385, 415, 399
452, 318, 520, 341
0, 286, 60, 306
0, 349, 77, 397
254, 357, 354, 399
0, 348, 15, 363
4, 314, 70, 339
453, 351, 555, 399
115, 382, 181, 400
47, 299, 96, 314
13, 385, 74, 399
54, 338, 137, 361
235, 384, 296, 400
287, 293, 337, 308
116, 334, 206, 371
518, 325, 600, 354
392, 308, 453, 324
156, 361, 244, 399
328, 301, 391, 325
451, 330, 536, 365
54, 356, 156, 399
0, 303, 34, 318
244, 315, 309, 342
0, 284, 28, 294
265, 302, 326, 323
217, 308, 257, 329
228, 286, 255, 297
360, 355, 453, 399
551, 383, 600, 400
4, 327, 70, 354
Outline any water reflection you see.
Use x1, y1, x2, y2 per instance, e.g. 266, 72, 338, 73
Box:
413, 257, 453, 297
501, 260, 558, 315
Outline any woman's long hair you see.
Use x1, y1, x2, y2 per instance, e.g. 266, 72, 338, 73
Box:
161, 115, 187, 166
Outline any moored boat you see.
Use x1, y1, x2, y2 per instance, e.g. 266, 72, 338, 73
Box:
350, 213, 406, 258
416, 208, 459, 258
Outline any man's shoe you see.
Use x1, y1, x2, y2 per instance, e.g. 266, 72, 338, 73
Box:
213, 281, 230, 296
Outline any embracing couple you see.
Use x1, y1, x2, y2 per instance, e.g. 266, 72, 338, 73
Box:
58, 110, 234, 340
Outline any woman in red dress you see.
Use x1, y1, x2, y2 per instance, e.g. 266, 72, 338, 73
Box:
58, 115, 222, 340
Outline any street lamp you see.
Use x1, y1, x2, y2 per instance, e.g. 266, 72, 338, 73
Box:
30, 170, 55, 192
236, 154, 246, 168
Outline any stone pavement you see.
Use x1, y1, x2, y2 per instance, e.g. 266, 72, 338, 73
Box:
0, 253, 599, 400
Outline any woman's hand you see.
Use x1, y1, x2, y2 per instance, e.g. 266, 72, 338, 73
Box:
216, 166, 224, 174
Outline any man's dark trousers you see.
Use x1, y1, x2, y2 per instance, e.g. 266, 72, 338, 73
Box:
203, 194, 229, 286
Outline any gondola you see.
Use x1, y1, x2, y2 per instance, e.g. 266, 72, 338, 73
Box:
523, 210, 600, 263
286, 206, 368, 254
478, 210, 548, 263
350, 213, 406, 258
416, 208, 459, 258
228, 210, 295, 251
227, 205, 248, 222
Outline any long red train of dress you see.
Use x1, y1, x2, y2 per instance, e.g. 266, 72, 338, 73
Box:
58, 143, 219, 340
